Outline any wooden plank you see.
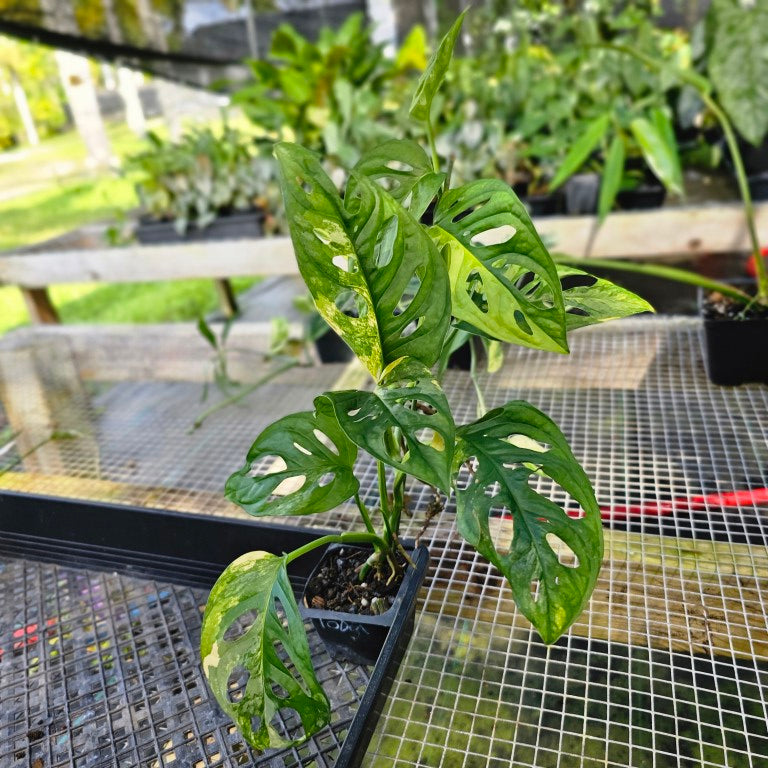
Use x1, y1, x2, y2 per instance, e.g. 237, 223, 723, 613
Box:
0, 322, 304, 383
2, 203, 768, 290
425, 524, 768, 662
533, 201, 768, 259
0, 342, 97, 475
0, 237, 297, 287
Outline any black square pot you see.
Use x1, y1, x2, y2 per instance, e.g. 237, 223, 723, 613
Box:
135, 208, 265, 244
301, 543, 429, 666
700, 284, 768, 386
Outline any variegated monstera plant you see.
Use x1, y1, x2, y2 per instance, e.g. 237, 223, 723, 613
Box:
201, 11, 652, 752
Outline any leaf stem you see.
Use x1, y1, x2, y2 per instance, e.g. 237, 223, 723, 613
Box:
426, 113, 441, 176
469, 337, 488, 419
377, 460, 395, 544
354, 491, 377, 536
191, 358, 299, 430
285, 531, 387, 565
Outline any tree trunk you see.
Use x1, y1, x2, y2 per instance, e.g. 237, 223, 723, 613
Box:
55, 50, 112, 170
10, 70, 39, 146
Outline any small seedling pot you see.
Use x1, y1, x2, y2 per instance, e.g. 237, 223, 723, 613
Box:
301, 543, 429, 666
700, 283, 768, 386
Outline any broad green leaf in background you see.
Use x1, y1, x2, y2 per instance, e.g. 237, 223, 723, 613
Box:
597, 135, 625, 221
409, 10, 468, 121
395, 24, 428, 72
225, 398, 359, 517
630, 114, 683, 196
275, 142, 382, 375
550, 114, 610, 190
431, 180, 568, 353
354, 139, 445, 220
201, 551, 330, 750
276, 143, 450, 377
708, 0, 768, 146
454, 402, 603, 644
322, 357, 455, 491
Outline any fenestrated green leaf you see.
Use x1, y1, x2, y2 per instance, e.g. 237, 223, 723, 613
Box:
275, 142, 382, 375
201, 551, 330, 750
630, 115, 683, 196
344, 172, 451, 369
354, 139, 445, 219
558, 265, 654, 330
505, 262, 654, 331
550, 114, 610, 190
454, 402, 603, 644
431, 180, 568, 353
410, 10, 467, 121
597, 135, 625, 221
275, 142, 450, 377
225, 398, 359, 517
708, 0, 768, 146
321, 357, 455, 491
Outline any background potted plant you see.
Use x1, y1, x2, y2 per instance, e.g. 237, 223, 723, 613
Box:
125, 122, 281, 241
200, 12, 652, 753
556, 13, 768, 386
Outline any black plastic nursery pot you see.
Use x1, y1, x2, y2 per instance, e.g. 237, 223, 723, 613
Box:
699, 285, 768, 386
135, 207, 265, 244
616, 184, 666, 210
748, 171, 768, 202
0, 492, 427, 767
315, 326, 354, 363
301, 543, 430, 667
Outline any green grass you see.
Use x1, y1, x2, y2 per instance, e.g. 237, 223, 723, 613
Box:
0, 278, 262, 335
0, 174, 138, 251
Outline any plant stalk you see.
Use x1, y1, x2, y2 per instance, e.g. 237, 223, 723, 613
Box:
377, 460, 395, 544
191, 358, 299, 430
469, 337, 488, 419
426, 113, 441, 176
354, 492, 378, 536
285, 531, 387, 565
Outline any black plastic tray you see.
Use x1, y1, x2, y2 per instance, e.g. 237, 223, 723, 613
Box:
0, 492, 429, 768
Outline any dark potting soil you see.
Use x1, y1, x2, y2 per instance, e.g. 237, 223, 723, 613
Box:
304, 547, 407, 616
702, 291, 768, 321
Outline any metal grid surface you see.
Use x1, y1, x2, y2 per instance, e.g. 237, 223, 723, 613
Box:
0, 556, 368, 768
2, 317, 768, 766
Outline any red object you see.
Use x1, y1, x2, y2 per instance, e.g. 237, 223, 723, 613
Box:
746, 247, 768, 278
595, 487, 768, 520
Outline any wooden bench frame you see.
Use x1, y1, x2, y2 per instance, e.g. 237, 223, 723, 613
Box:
2, 202, 768, 323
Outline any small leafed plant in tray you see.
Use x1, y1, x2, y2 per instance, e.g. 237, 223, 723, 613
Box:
200, 12, 652, 752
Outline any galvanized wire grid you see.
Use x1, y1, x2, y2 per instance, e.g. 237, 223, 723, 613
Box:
0, 556, 367, 768
1, 317, 768, 766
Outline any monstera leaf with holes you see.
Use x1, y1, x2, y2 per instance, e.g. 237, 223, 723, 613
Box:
430, 179, 569, 354
354, 139, 445, 220
275, 142, 450, 378
454, 402, 603, 644
513, 263, 654, 331
322, 357, 455, 492
201, 551, 330, 750
225, 397, 359, 517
